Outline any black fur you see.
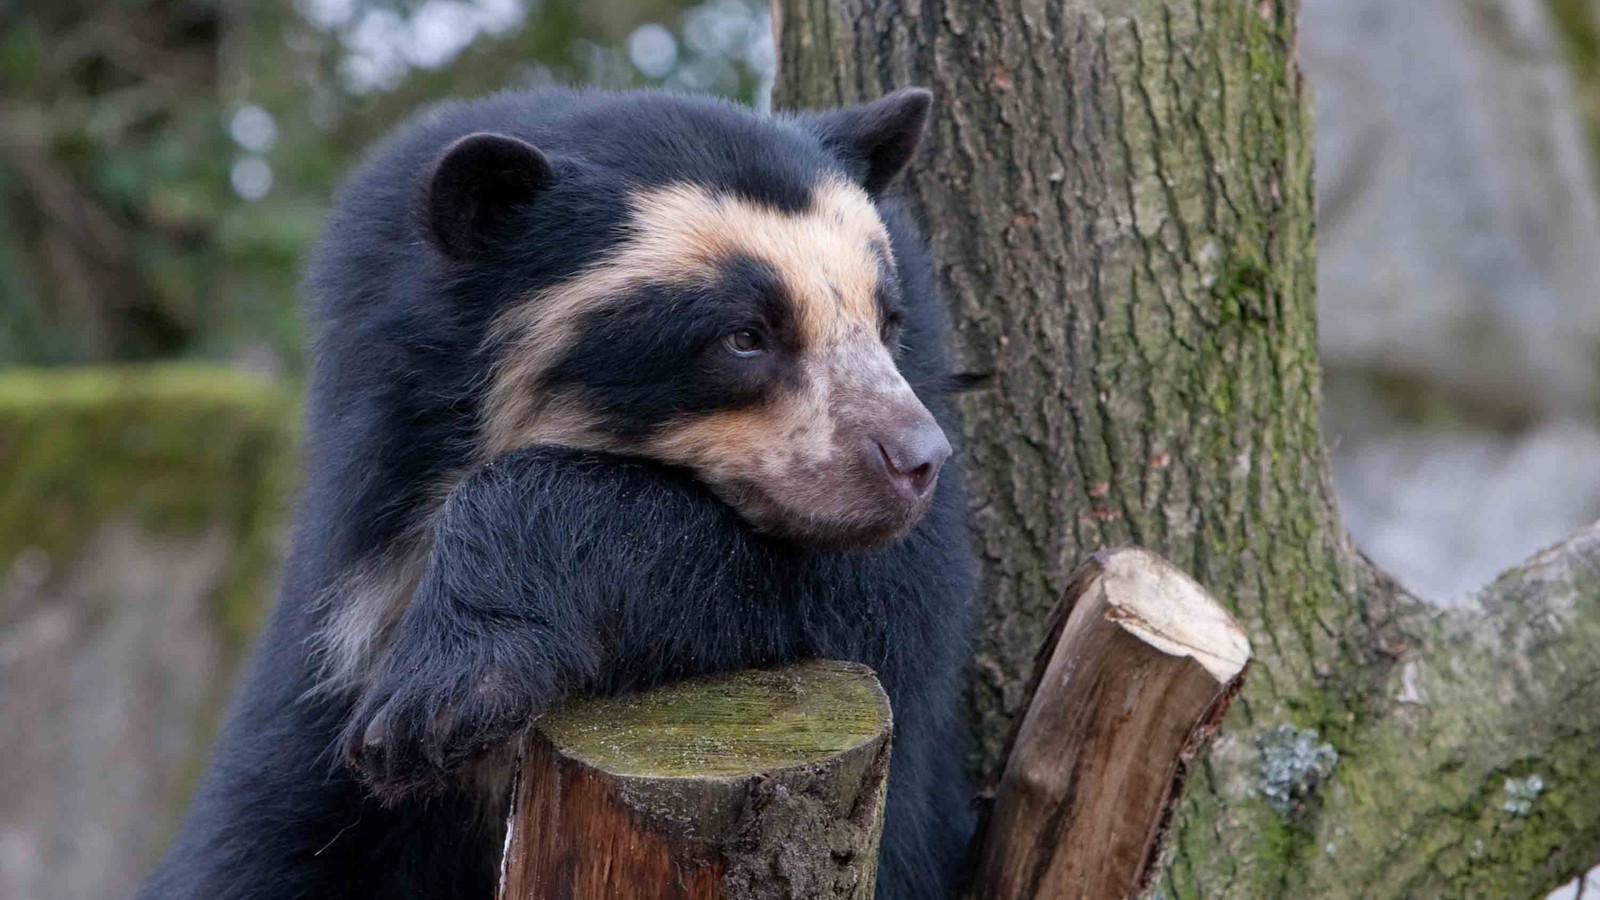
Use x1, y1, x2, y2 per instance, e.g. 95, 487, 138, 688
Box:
807, 88, 933, 196
137, 88, 975, 900
541, 254, 801, 438
425, 132, 553, 259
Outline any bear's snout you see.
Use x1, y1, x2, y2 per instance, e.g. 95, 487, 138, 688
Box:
868, 417, 950, 502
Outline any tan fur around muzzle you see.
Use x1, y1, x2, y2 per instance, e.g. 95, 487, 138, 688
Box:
648, 332, 940, 546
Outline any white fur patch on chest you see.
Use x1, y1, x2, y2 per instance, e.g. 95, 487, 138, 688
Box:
307, 516, 436, 696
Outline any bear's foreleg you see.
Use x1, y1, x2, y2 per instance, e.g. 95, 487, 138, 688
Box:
339, 445, 763, 801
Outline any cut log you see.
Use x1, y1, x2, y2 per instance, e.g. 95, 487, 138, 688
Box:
497, 659, 893, 900
964, 548, 1252, 900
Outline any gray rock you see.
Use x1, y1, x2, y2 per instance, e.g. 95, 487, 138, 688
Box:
1330, 421, 1600, 600
1303, 0, 1600, 602
1305, 0, 1600, 416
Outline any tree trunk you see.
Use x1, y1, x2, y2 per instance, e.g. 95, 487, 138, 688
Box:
497, 660, 891, 900
965, 548, 1250, 900
774, 2, 1600, 896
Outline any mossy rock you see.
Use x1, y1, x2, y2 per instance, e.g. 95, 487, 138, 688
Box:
0, 364, 299, 644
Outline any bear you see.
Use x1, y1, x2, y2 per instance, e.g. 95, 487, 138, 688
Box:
135, 86, 976, 900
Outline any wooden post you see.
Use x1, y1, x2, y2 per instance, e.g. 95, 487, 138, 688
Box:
497, 660, 892, 900
964, 548, 1253, 900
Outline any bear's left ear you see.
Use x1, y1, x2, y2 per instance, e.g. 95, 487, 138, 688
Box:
423, 132, 553, 260
802, 88, 933, 195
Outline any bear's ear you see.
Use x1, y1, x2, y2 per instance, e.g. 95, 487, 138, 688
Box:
802, 88, 933, 195
423, 132, 553, 260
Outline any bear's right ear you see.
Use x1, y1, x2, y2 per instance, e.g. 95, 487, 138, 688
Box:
423, 132, 552, 260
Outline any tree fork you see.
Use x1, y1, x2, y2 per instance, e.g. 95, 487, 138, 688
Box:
776, 0, 1600, 896
496, 660, 892, 900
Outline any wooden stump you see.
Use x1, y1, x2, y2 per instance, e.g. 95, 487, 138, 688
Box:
497, 660, 893, 900
964, 548, 1253, 900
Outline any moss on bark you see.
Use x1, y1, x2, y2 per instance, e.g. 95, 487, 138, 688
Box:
540, 660, 892, 777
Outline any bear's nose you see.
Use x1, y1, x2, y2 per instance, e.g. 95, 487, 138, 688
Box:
875, 421, 951, 499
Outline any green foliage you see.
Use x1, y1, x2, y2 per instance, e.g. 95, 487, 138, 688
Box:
0, 0, 773, 371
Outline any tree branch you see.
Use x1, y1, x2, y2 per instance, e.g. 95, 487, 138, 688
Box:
1285, 522, 1600, 898
965, 548, 1250, 900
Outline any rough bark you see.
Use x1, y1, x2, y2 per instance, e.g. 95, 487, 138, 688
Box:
965, 548, 1250, 900
774, 2, 1600, 896
497, 660, 891, 900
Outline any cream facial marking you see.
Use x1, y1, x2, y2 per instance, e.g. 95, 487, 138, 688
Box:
481, 176, 895, 457
624, 178, 894, 347
647, 329, 913, 474
644, 325, 930, 544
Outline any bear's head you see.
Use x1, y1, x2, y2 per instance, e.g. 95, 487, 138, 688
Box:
424, 90, 949, 548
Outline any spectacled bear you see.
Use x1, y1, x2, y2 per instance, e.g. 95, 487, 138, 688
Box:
136, 86, 976, 900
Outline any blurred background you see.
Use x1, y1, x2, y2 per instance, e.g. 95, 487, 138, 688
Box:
0, 1, 1596, 898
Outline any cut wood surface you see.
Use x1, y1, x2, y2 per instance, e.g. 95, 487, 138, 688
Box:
497, 659, 892, 900
965, 548, 1251, 900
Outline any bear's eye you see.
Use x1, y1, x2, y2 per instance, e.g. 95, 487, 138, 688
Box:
724, 329, 765, 357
